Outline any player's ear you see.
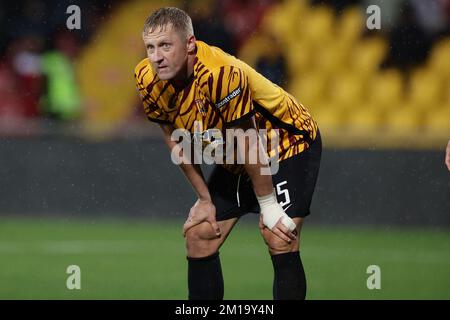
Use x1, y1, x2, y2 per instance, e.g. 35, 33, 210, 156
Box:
187, 35, 196, 54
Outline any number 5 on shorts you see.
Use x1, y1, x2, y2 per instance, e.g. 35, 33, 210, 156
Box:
276, 181, 291, 207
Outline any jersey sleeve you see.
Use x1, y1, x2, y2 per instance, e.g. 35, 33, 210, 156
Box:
206, 66, 255, 126
134, 63, 172, 125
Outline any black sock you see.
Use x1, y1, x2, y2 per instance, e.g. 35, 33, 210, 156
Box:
187, 251, 224, 300
271, 251, 306, 300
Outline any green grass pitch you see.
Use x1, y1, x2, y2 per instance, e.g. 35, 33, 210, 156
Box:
0, 217, 449, 299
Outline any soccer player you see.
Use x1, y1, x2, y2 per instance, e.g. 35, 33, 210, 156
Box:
134, 7, 321, 300
446, 139, 450, 171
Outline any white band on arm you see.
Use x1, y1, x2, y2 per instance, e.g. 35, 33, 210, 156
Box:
256, 190, 296, 231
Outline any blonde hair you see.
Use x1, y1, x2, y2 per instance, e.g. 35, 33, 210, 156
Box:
143, 7, 194, 40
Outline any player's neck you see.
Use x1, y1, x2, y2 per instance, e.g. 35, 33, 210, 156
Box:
171, 53, 196, 90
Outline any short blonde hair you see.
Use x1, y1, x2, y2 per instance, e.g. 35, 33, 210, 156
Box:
143, 7, 194, 40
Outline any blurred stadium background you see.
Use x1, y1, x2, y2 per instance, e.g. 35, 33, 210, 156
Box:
0, 0, 449, 299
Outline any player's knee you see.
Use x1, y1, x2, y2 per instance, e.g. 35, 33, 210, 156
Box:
185, 223, 221, 258
262, 230, 299, 255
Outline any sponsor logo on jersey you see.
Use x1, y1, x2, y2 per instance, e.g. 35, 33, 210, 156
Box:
215, 87, 241, 109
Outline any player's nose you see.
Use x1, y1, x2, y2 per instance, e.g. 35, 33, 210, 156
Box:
149, 48, 164, 63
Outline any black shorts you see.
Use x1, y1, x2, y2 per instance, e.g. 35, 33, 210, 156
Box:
207, 131, 322, 221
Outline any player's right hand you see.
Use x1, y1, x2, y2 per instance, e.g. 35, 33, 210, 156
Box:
183, 199, 221, 238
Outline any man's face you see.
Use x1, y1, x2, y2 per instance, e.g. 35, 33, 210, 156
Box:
142, 23, 188, 81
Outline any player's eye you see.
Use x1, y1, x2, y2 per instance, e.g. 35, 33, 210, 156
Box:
162, 43, 171, 49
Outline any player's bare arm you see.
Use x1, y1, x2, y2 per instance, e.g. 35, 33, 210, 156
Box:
233, 117, 297, 244
159, 123, 221, 237
445, 139, 450, 171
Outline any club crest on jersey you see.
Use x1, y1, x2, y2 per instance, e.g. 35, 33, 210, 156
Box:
195, 99, 207, 115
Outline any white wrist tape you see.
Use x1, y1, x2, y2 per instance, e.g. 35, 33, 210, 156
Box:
256, 190, 296, 231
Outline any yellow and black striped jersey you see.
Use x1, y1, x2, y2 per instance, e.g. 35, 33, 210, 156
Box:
134, 41, 318, 172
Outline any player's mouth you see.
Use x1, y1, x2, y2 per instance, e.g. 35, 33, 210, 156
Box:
158, 66, 168, 71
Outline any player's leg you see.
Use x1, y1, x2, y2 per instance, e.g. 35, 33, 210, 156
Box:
185, 217, 238, 300
185, 217, 238, 258
260, 216, 306, 299
185, 165, 246, 300
260, 131, 322, 300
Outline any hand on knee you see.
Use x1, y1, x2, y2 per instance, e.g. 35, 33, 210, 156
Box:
185, 222, 221, 258
263, 231, 299, 255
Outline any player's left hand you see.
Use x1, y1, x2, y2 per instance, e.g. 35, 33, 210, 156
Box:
183, 199, 221, 237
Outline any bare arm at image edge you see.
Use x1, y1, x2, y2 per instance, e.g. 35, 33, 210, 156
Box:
446, 139, 450, 171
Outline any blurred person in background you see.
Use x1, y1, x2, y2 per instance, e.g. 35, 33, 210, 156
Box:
39, 29, 82, 121
220, 0, 276, 50
2, 34, 44, 119
385, 1, 432, 73
0, 61, 29, 130
186, 0, 236, 55
255, 33, 288, 88
410, 0, 449, 39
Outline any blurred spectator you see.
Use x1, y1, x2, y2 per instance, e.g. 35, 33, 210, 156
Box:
39, 29, 82, 121
255, 34, 288, 88
220, 0, 276, 50
0, 63, 28, 122
0, 0, 127, 132
4, 1, 51, 40
410, 0, 449, 38
3, 34, 45, 118
187, 0, 236, 55
384, 1, 432, 73
446, 0, 450, 21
